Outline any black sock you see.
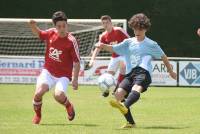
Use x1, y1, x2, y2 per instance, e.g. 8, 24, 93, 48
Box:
124, 90, 140, 108
124, 108, 135, 124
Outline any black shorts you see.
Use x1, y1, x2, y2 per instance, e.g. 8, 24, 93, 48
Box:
119, 67, 152, 93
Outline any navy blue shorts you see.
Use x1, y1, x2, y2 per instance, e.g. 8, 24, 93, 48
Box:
119, 67, 152, 93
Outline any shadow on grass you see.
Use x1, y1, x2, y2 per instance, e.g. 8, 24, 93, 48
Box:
40, 123, 99, 127
140, 126, 189, 130
115, 126, 189, 130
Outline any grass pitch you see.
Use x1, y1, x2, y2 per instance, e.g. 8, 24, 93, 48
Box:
0, 84, 200, 134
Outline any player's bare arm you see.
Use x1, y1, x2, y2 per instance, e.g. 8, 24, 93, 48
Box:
72, 62, 80, 90
97, 44, 114, 53
161, 55, 177, 80
89, 47, 101, 67
28, 20, 40, 37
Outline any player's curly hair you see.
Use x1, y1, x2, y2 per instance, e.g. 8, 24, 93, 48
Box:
128, 13, 151, 30
52, 11, 67, 25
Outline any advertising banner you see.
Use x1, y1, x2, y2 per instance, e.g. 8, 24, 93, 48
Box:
0, 57, 185, 87
179, 61, 200, 86
151, 61, 177, 86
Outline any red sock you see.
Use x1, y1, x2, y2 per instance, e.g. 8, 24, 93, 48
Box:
33, 100, 42, 117
117, 73, 125, 85
63, 97, 71, 108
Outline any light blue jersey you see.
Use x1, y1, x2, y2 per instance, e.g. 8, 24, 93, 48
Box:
112, 37, 165, 75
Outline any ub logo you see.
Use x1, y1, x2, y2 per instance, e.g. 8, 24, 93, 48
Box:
49, 47, 62, 62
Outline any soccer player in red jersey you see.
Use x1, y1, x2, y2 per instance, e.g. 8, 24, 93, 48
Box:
28, 11, 80, 124
89, 15, 129, 97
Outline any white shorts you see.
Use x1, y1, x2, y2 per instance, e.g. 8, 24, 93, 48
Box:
107, 56, 125, 73
36, 69, 70, 93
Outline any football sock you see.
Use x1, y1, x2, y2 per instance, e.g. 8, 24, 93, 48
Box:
33, 100, 42, 116
124, 90, 140, 108
124, 108, 135, 124
62, 97, 71, 108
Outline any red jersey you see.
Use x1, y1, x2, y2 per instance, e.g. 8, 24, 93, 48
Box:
39, 28, 80, 80
99, 27, 129, 58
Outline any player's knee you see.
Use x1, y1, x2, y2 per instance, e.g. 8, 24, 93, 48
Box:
114, 90, 123, 101
119, 65, 126, 74
132, 85, 143, 93
34, 90, 45, 101
114, 92, 120, 100
54, 90, 65, 102
120, 69, 125, 75
54, 91, 62, 100
114, 88, 127, 101
34, 85, 49, 101
119, 70, 125, 75
34, 92, 43, 101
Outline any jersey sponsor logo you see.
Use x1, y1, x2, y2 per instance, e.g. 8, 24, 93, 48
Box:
130, 54, 140, 67
49, 47, 62, 62
109, 41, 118, 45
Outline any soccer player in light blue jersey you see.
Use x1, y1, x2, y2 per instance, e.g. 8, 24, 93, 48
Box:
97, 13, 177, 128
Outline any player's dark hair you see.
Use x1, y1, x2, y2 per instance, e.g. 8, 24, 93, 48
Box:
100, 15, 112, 22
128, 13, 151, 30
52, 11, 67, 25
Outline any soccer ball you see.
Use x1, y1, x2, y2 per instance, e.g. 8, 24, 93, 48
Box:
98, 73, 116, 93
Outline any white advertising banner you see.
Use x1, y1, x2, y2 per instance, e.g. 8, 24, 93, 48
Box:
0, 57, 86, 84
151, 61, 177, 86
80, 60, 178, 86
179, 61, 200, 86
0, 57, 178, 86
0, 57, 110, 85
0, 57, 44, 83
79, 60, 110, 84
